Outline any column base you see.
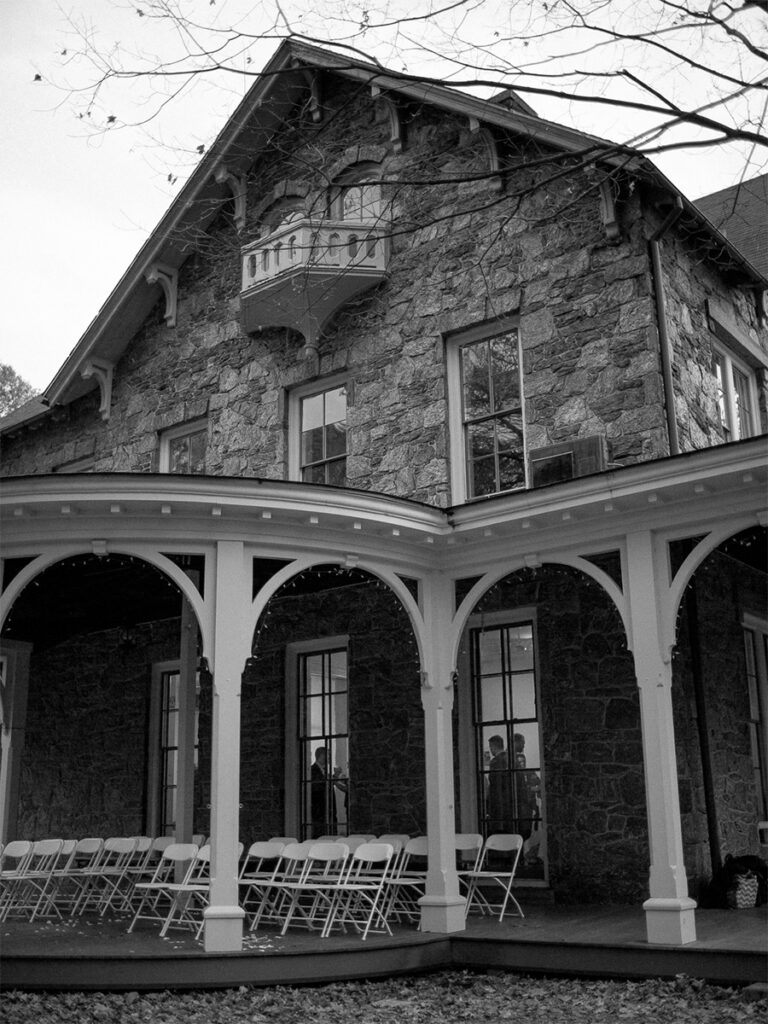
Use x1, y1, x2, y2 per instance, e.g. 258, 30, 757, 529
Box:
418, 895, 467, 934
203, 905, 246, 952
643, 896, 697, 945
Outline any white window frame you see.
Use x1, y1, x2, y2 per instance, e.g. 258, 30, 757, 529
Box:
287, 376, 349, 484
457, 606, 547, 884
284, 635, 349, 839
713, 344, 760, 442
446, 318, 526, 504
158, 418, 208, 474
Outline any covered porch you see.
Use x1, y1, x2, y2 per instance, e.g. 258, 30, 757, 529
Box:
1, 437, 766, 955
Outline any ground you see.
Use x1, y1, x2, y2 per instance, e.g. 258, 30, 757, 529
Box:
3, 972, 766, 1023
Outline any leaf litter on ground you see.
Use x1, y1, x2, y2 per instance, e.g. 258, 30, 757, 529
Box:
3, 971, 765, 1023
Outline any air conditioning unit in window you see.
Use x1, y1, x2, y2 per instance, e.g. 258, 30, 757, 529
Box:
528, 435, 607, 488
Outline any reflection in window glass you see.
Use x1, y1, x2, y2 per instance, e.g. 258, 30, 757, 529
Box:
300, 386, 347, 485
460, 331, 524, 498
168, 427, 207, 475
471, 620, 545, 879
299, 647, 349, 839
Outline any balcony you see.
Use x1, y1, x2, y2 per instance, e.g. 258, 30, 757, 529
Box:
240, 216, 390, 343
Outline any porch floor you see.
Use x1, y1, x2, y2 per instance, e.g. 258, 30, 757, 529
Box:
2, 904, 766, 991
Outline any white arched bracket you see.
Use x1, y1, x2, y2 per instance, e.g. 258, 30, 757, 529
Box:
214, 166, 247, 232
145, 262, 179, 327
80, 358, 114, 421
468, 118, 503, 192
371, 86, 403, 153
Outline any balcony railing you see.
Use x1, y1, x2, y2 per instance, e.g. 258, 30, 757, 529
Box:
240, 217, 390, 340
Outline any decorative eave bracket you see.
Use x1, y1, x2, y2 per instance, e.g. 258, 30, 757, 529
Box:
145, 262, 179, 326
81, 358, 114, 421
371, 86, 404, 153
598, 179, 621, 243
291, 59, 322, 122
214, 166, 247, 232
468, 118, 503, 192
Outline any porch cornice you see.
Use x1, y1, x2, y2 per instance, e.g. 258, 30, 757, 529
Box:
1, 438, 765, 576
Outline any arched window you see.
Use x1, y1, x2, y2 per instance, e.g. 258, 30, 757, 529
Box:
326, 163, 382, 222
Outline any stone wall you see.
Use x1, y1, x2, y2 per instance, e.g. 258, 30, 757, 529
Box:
468, 564, 647, 904
240, 567, 424, 840
0, 73, 691, 499
16, 619, 182, 838
654, 212, 768, 450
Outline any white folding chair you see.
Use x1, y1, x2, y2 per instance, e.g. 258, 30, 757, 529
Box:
29, 839, 77, 920
278, 841, 350, 935
387, 835, 428, 923
0, 840, 34, 920
239, 841, 285, 923
127, 842, 199, 932
45, 837, 103, 917
463, 833, 524, 920
323, 841, 396, 939
249, 840, 314, 932
72, 836, 139, 916
160, 841, 244, 940
0, 839, 63, 920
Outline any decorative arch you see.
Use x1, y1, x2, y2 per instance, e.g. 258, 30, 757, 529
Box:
0, 545, 209, 654
666, 516, 765, 655
450, 553, 630, 671
246, 553, 425, 664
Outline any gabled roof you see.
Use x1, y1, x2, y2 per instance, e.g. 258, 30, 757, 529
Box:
695, 174, 768, 279
2, 39, 766, 436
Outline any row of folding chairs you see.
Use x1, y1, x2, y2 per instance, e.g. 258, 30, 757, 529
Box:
0, 833, 208, 922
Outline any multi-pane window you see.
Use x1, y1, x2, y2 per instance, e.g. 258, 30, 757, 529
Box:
459, 331, 525, 498
298, 647, 349, 839
714, 347, 758, 441
160, 421, 207, 474
299, 385, 347, 485
156, 668, 200, 836
326, 177, 381, 222
470, 619, 545, 879
744, 622, 768, 821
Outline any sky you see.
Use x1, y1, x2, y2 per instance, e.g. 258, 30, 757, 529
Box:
1, 0, 763, 392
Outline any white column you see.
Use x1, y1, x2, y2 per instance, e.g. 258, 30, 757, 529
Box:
203, 541, 250, 952
0, 640, 33, 844
625, 530, 696, 945
418, 573, 466, 933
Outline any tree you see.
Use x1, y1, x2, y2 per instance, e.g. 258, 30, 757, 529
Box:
49, 0, 767, 180
0, 364, 38, 418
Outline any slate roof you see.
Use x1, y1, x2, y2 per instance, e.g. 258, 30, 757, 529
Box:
695, 173, 768, 278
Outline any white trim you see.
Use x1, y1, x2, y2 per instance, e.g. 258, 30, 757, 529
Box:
158, 418, 208, 473
445, 318, 525, 505
712, 342, 760, 441
287, 374, 349, 483
284, 634, 349, 837
458, 606, 547, 883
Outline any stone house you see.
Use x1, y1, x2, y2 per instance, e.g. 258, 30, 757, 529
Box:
1, 41, 766, 953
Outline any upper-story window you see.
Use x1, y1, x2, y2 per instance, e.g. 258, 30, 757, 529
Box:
447, 323, 526, 502
159, 420, 207, 475
289, 380, 347, 486
326, 163, 382, 223
713, 345, 758, 441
